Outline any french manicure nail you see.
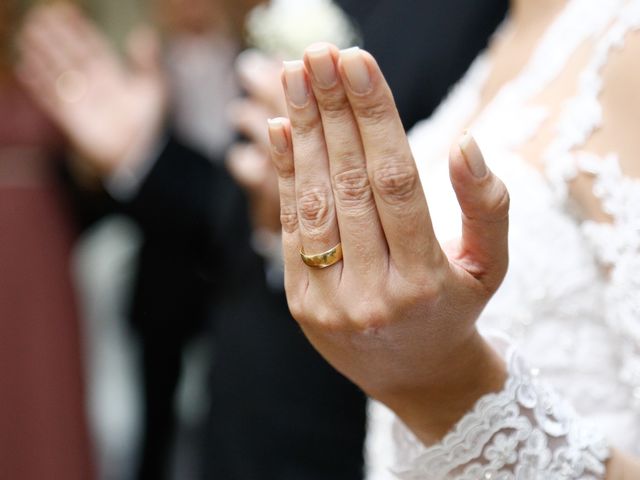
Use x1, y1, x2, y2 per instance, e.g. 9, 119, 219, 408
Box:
340, 47, 371, 94
459, 132, 487, 178
306, 44, 337, 88
268, 118, 289, 154
283, 60, 309, 107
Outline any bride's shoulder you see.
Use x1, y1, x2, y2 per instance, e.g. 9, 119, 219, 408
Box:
595, 28, 640, 177
600, 27, 640, 111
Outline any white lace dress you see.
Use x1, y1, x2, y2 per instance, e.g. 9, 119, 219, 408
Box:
366, 0, 640, 478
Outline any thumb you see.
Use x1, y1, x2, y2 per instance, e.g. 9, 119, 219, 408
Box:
448, 132, 510, 291
126, 25, 162, 75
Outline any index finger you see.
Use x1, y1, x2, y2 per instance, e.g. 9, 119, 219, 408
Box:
338, 48, 444, 274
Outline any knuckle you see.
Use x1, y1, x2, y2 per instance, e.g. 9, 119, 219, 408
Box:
348, 300, 391, 332
332, 167, 374, 209
372, 161, 418, 205
354, 98, 395, 126
317, 93, 350, 118
279, 203, 299, 234
291, 114, 321, 138
472, 178, 510, 223
313, 306, 341, 330
272, 153, 294, 179
286, 296, 306, 322
489, 181, 511, 219
297, 185, 335, 233
296, 294, 345, 332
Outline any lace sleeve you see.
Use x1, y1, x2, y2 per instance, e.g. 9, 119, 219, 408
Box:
388, 337, 610, 480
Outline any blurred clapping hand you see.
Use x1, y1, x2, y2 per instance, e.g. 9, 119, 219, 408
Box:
226, 50, 285, 235
226, 0, 359, 237
16, 3, 166, 178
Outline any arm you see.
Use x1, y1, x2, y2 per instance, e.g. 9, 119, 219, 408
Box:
270, 42, 640, 478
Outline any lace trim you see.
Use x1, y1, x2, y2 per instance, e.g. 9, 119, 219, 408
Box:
390, 342, 610, 480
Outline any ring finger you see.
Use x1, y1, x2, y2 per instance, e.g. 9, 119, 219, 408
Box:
282, 60, 342, 281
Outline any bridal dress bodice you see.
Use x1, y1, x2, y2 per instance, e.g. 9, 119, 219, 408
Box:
366, 0, 640, 478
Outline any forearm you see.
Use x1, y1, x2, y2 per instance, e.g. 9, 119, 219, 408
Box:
380, 331, 507, 446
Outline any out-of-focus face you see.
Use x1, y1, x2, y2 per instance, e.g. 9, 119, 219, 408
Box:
157, 0, 223, 34
155, 0, 266, 38
219, 0, 265, 36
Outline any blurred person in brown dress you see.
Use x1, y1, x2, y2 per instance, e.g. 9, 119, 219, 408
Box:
0, 1, 94, 478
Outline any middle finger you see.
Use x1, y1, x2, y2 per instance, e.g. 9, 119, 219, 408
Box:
304, 43, 388, 279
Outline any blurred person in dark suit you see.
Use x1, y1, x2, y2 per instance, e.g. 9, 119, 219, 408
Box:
130, 1, 241, 477
17, 1, 507, 480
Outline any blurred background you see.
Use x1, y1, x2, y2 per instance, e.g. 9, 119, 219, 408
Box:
0, 0, 506, 479
1, 1, 271, 479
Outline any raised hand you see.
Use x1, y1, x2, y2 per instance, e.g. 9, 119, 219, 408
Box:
226, 50, 287, 233
269, 43, 510, 444
16, 4, 166, 176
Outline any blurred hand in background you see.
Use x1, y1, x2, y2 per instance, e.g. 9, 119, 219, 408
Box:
227, 49, 285, 234
17, 3, 166, 178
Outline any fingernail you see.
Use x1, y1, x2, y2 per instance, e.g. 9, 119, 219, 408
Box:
283, 60, 309, 107
459, 132, 487, 178
306, 43, 337, 89
340, 47, 371, 94
268, 118, 288, 154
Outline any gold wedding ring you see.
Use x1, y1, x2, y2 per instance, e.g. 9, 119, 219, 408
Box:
300, 243, 343, 269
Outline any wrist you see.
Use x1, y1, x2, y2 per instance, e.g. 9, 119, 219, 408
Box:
379, 331, 507, 446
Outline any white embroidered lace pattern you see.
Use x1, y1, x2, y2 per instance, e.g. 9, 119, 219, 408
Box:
545, 0, 640, 411
365, 0, 640, 478
391, 344, 609, 480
